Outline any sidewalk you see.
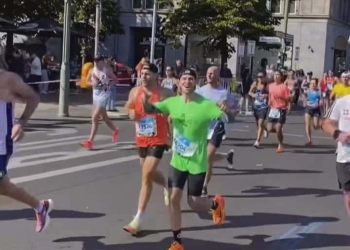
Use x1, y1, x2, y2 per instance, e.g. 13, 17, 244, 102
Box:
15, 91, 129, 120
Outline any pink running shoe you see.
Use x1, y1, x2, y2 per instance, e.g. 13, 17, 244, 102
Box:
36, 199, 54, 233
112, 128, 119, 143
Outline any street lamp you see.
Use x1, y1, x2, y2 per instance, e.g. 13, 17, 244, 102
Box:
94, 0, 102, 57
58, 0, 72, 117
150, 0, 157, 63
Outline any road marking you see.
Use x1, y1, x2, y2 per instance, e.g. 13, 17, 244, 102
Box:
9, 141, 136, 169
16, 135, 110, 152
12, 154, 140, 184
230, 128, 332, 140
47, 128, 77, 136
18, 135, 102, 147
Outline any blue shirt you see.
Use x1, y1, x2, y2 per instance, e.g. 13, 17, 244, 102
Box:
305, 90, 321, 107
254, 88, 268, 109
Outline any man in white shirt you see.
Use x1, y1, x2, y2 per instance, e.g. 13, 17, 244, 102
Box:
29, 53, 42, 92
322, 96, 350, 217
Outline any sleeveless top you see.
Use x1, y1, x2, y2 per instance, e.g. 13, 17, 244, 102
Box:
163, 78, 174, 90
0, 70, 14, 156
92, 67, 110, 95
253, 83, 268, 109
134, 86, 169, 147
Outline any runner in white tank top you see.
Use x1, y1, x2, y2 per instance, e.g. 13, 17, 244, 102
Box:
0, 54, 53, 233
80, 56, 120, 150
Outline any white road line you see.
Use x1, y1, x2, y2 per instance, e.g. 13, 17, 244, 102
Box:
9, 142, 136, 169
16, 135, 110, 152
12, 154, 140, 184
18, 135, 102, 147
230, 128, 331, 140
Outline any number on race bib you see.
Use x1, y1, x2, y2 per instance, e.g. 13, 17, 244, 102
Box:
268, 109, 280, 119
137, 117, 157, 137
173, 131, 197, 157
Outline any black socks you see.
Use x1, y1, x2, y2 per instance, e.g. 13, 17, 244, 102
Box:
173, 229, 182, 244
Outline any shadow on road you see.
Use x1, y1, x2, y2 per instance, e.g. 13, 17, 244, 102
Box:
222, 185, 342, 198
212, 167, 322, 176
112, 211, 338, 239
0, 208, 105, 221
53, 233, 350, 250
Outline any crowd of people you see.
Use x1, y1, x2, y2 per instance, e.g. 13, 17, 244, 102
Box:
0, 42, 350, 250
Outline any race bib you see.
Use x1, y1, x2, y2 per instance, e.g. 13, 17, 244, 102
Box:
307, 101, 318, 107
173, 131, 197, 157
137, 117, 157, 137
207, 120, 218, 140
322, 92, 326, 98
343, 143, 350, 154
268, 108, 280, 119
327, 83, 333, 90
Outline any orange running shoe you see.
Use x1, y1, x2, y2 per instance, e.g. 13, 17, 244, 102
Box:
212, 194, 225, 225
112, 128, 119, 143
168, 241, 184, 250
80, 140, 93, 150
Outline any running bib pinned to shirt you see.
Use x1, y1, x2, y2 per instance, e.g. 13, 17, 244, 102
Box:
268, 108, 280, 119
343, 143, 350, 154
137, 117, 157, 137
327, 83, 333, 91
173, 131, 197, 157
207, 120, 218, 140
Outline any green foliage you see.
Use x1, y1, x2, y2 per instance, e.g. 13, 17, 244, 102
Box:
0, 0, 62, 22
159, 0, 280, 61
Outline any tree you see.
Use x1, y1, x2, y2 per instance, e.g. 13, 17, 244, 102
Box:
71, 0, 124, 61
1, 0, 62, 22
160, 0, 280, 64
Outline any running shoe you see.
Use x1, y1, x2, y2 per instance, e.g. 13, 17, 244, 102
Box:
36, 199, 54, 233
253, 141, 260, 148
212, 194, 225, 225
168, 241, 184, 250
305, 141, 313, 147
80, 140, 93, 150
276, 146, 284, 153
123, 217, 140, 235
112, 128, 119, 143
227, 150, 234, 169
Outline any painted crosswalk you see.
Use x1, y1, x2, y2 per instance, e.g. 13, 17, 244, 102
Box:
9, 127, 141, 184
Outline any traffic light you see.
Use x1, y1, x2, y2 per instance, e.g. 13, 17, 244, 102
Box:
156, 14, 167, 44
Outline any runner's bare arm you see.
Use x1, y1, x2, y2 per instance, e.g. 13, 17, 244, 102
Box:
10, 73, 39, 125
86, 69, 93, 86
125, 87, 138, 110
248, 82, 257, 98
107, 67, 118, 84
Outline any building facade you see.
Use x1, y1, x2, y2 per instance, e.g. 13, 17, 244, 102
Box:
106, 0, 350, 78
104, 0, 185, 73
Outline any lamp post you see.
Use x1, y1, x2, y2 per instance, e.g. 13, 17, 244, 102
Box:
94, 0, 102, 57
58, 0, 72, 117
150, 0, 157, 63
281, 0, 290, 67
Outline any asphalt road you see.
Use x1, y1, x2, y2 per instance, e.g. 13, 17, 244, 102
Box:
0, 112, 349, 250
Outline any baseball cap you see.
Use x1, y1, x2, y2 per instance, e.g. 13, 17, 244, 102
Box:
180, 68, 197, 79
142, 63, 158, 73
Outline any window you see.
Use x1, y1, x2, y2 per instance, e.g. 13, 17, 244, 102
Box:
132, 0, 142, 9
145, 0, 154, 9
288, 0, 296, 14
271, 0, 281, 14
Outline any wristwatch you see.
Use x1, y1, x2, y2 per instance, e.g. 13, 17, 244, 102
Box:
333, 129, 341, 140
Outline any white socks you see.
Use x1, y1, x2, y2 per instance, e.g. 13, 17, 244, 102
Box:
134, 209, 143, 221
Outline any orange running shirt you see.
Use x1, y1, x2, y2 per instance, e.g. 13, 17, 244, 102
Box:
268, 82, 290, 109
134, 86, 169, 147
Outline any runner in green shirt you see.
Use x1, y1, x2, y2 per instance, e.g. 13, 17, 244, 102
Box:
143, 68, 226, 250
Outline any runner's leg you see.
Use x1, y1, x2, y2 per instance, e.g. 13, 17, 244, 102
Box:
124, 146, 167, 234
0, 154, 53, 232
100, 108, 119, 142
304, 111, 312, 144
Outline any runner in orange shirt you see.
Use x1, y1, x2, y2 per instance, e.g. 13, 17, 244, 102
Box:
267, 70, 291, 153
123, 63, 174, 235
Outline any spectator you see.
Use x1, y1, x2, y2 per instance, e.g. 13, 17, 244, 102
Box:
29, 53, 42, 92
